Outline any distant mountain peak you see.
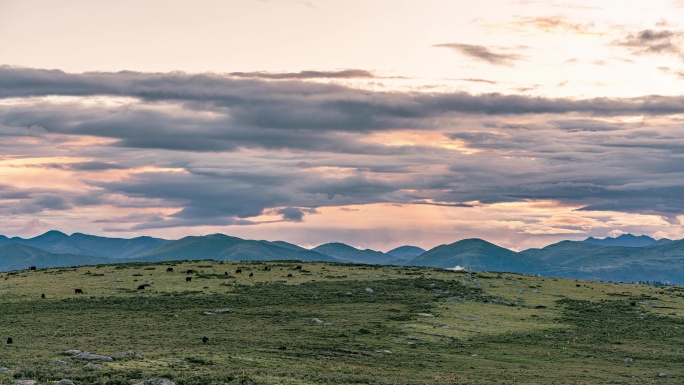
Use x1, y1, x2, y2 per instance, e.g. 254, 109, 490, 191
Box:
583, 233, 666, 247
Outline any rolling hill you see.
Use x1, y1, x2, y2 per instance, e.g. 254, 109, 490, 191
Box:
407, 238, 546, 274
130, 233, 338, 263
312, 242, 393, 264
0, 243, 117, 271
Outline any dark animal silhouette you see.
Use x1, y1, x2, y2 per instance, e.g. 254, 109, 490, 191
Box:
235, 269, 242, 274
166, 267, 174, 272
202, 336, 208, 344
7, 337, 12, 345
186, 277, 192, 282
263, 266, 270, 271
249, 272, 254, 277
278, 345, 286, 350
29, 266, 36, 271
295, 265, 302, 270
287, 273, 293, 277
41, 293, 45, 299
137, 285, 145, 290
186, 269, 194, 274
74, 288, 83, 294
224, 272, 229, 275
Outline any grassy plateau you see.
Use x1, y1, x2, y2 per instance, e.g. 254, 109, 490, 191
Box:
1, 261, 683, 384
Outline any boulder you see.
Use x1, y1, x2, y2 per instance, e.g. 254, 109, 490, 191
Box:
57, 380, 75, 385
365, 288, 374, 293
50, 360, 71, 365
62, 350, 84, 356
72, 352, 113, 362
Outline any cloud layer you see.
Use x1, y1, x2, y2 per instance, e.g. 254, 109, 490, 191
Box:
1, 67, 683, 243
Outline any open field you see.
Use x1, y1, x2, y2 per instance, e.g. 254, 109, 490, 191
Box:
1, 261, 683, 384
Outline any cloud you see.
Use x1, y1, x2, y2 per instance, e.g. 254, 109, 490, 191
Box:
434, 43, 523, 66
229, 69, 375, 79
616, 29, 684, 57
1, 67, 684, 231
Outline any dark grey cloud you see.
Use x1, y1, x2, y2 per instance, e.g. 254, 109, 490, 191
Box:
2, 67, 684, 229
616, 29, 684, 57
434, 43, 523, 66
229, 69, 374, 79
45, 161, 126, 171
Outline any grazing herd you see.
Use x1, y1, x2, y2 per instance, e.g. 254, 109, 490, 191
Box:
28, 263, 302, 296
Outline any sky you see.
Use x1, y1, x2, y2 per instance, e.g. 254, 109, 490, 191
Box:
1, 0, 684, 251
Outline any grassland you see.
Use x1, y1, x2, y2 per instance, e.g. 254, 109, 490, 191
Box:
1, 261, 683, 384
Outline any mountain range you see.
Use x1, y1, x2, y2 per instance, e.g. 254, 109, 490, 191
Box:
0, 231, 682, 284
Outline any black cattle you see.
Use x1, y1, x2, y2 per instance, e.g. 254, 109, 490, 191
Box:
295, 265, 302, 270
224, 271, 229, 276
137, 285, 145, 290
263, 266, 270, 271
7, 337, 12, 345
249, 272, 254, 277
74, 288, 83, 294
41, 293, 45, 299
186, 277, 192, 282
235, 269, 242, 274
166, 267, 174, 272
202, 336, 209, 344
186, 269, 194, 274
29, 266, 37, 271
287, 273, 293, 278
278, 345, 286, 350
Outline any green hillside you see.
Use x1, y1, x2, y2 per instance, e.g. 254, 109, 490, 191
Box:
0, 261, 682, 385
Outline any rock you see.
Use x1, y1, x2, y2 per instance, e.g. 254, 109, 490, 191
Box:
214, 308, 231, 313
543, 335, 556, 340
51, 360, 71, 365
84, 363, 100, 370
16, 381, 37, 385
73, 352, 113, 362
657, 373, 668, 378
0, 367, 8, 372
115, 350, 143, 359
311, 318, 324, 324
62, 350, 84, 356
365, 288, 374, 293
132, 380, 176, 385
624, 357, 633, 364
202, 312, 216, 316
417, 313, 435, 317
57, 380, 75, 385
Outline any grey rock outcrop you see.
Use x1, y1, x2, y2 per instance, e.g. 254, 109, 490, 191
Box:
72, 352, 113, 362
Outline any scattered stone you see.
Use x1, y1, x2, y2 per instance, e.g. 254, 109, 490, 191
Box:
417, 313, 435, 317
611, 380, 623, 384
51, 360, 71, 365
72, 352, 113, 362
345, 292, 353, 295
0, 367, 8, 372
202, 312, 216, 316
133, 380, 176, 385
657, 373, 668, 378
84, 363, 100, 370
214, 308, 231, 314
16, 380, 37, 385
62, 350, 84, 356
376, 349, 393, 353
532, 289, 539, 293
57, 380, 75, 385
312, 318, 325, 324
365, 288, 374, 293
115, 350, 143, 359
543, 335, 556, 340
624, 357, 634, 364
471, 354, 479, 357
